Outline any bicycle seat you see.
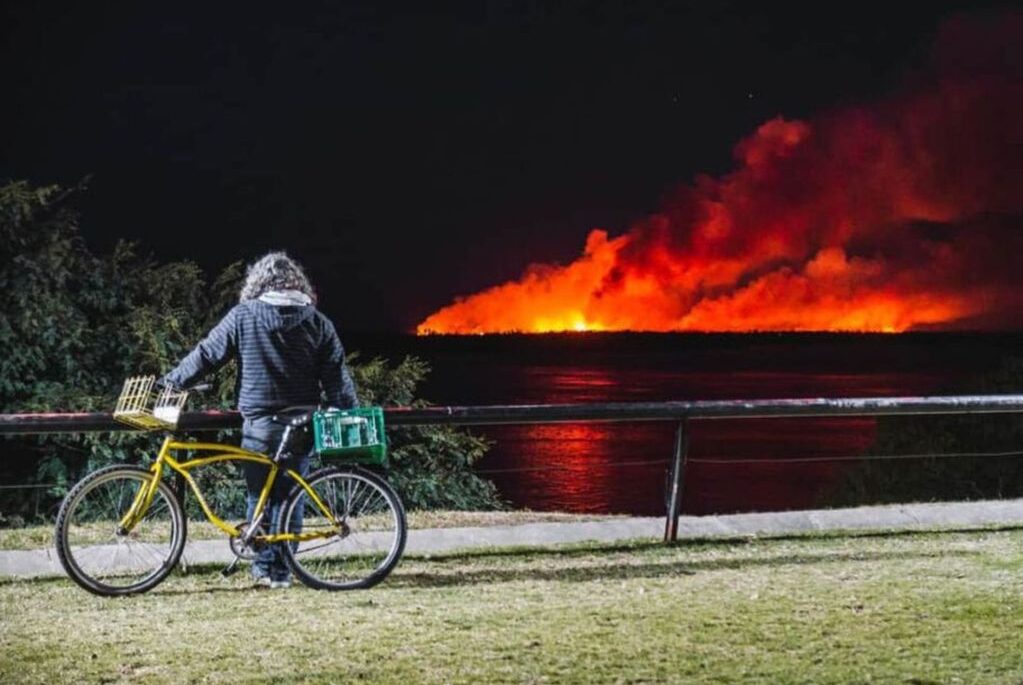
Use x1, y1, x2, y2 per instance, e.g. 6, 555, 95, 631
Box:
270, 406, 316, 428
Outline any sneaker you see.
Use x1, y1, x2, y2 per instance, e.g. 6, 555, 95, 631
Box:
269, 579, 292, 589
251, 568, 272, 587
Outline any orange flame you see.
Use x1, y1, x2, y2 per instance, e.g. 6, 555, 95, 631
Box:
418, 15, 1023, 335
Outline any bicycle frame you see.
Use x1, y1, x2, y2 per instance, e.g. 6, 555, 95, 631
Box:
119, 435, 339, 544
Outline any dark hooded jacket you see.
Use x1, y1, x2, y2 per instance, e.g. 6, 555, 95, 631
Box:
163, 300, 357, 418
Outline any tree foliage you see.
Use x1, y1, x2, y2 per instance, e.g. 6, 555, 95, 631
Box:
0, 180, 501, 523
350, 356, 499, 510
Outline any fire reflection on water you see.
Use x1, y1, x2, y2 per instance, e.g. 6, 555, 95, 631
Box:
480, 418, 876, 515
469, 364, 933, 515
480, 422, 670, 514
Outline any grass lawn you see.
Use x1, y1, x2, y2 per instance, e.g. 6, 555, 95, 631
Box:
1, 527, 1021, 684
0, 510, 615, 551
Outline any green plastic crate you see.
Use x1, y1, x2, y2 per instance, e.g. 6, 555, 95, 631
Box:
313, 406, 387, 466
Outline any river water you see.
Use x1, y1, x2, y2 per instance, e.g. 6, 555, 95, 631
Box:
346, 332, 1023, 515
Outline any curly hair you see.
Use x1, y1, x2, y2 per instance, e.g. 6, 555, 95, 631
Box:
239, 251, 316, 303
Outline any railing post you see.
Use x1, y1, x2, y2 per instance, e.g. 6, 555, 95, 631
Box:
663, 418, 690, 543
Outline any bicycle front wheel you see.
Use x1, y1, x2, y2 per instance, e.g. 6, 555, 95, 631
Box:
280, 467, 407, 590
55, 465, 186, 596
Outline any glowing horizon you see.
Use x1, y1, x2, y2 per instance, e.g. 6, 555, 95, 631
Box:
417, 17, 1023, 337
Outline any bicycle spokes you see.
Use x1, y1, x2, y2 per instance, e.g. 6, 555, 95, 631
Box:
279, 469, 406, 590
56, 466, 185, 595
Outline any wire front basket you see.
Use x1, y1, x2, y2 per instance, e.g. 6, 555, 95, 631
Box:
113, 375, 188, 431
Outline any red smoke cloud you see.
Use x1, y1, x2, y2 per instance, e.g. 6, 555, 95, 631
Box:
418, 14, 1023, 334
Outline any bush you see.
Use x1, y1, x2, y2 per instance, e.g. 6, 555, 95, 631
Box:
352, 356, 501, 510
0, 179, 502, 522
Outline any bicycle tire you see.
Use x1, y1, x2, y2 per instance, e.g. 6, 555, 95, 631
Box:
279, 466, 407, 590
55, 464, 186, 596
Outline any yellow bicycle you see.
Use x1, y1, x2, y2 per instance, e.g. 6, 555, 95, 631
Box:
55, 376, 407, 596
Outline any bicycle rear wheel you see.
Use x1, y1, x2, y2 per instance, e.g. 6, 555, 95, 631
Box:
55, 465, 186, 596
280, 466, 406, 590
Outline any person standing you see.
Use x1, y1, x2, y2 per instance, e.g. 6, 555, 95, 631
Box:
162, 251, 358, 588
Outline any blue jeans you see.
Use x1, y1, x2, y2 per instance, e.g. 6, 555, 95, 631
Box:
241, 416, 313, 582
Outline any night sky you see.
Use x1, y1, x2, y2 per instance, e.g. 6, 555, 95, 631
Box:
2, 1, 1016, 331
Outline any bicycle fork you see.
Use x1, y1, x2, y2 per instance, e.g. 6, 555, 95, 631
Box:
117, 449, 169, 535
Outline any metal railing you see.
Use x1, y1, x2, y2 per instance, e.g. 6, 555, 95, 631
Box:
3, 394, 1023, 541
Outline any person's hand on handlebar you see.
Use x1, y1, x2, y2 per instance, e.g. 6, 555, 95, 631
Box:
156, 378, 212, 393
